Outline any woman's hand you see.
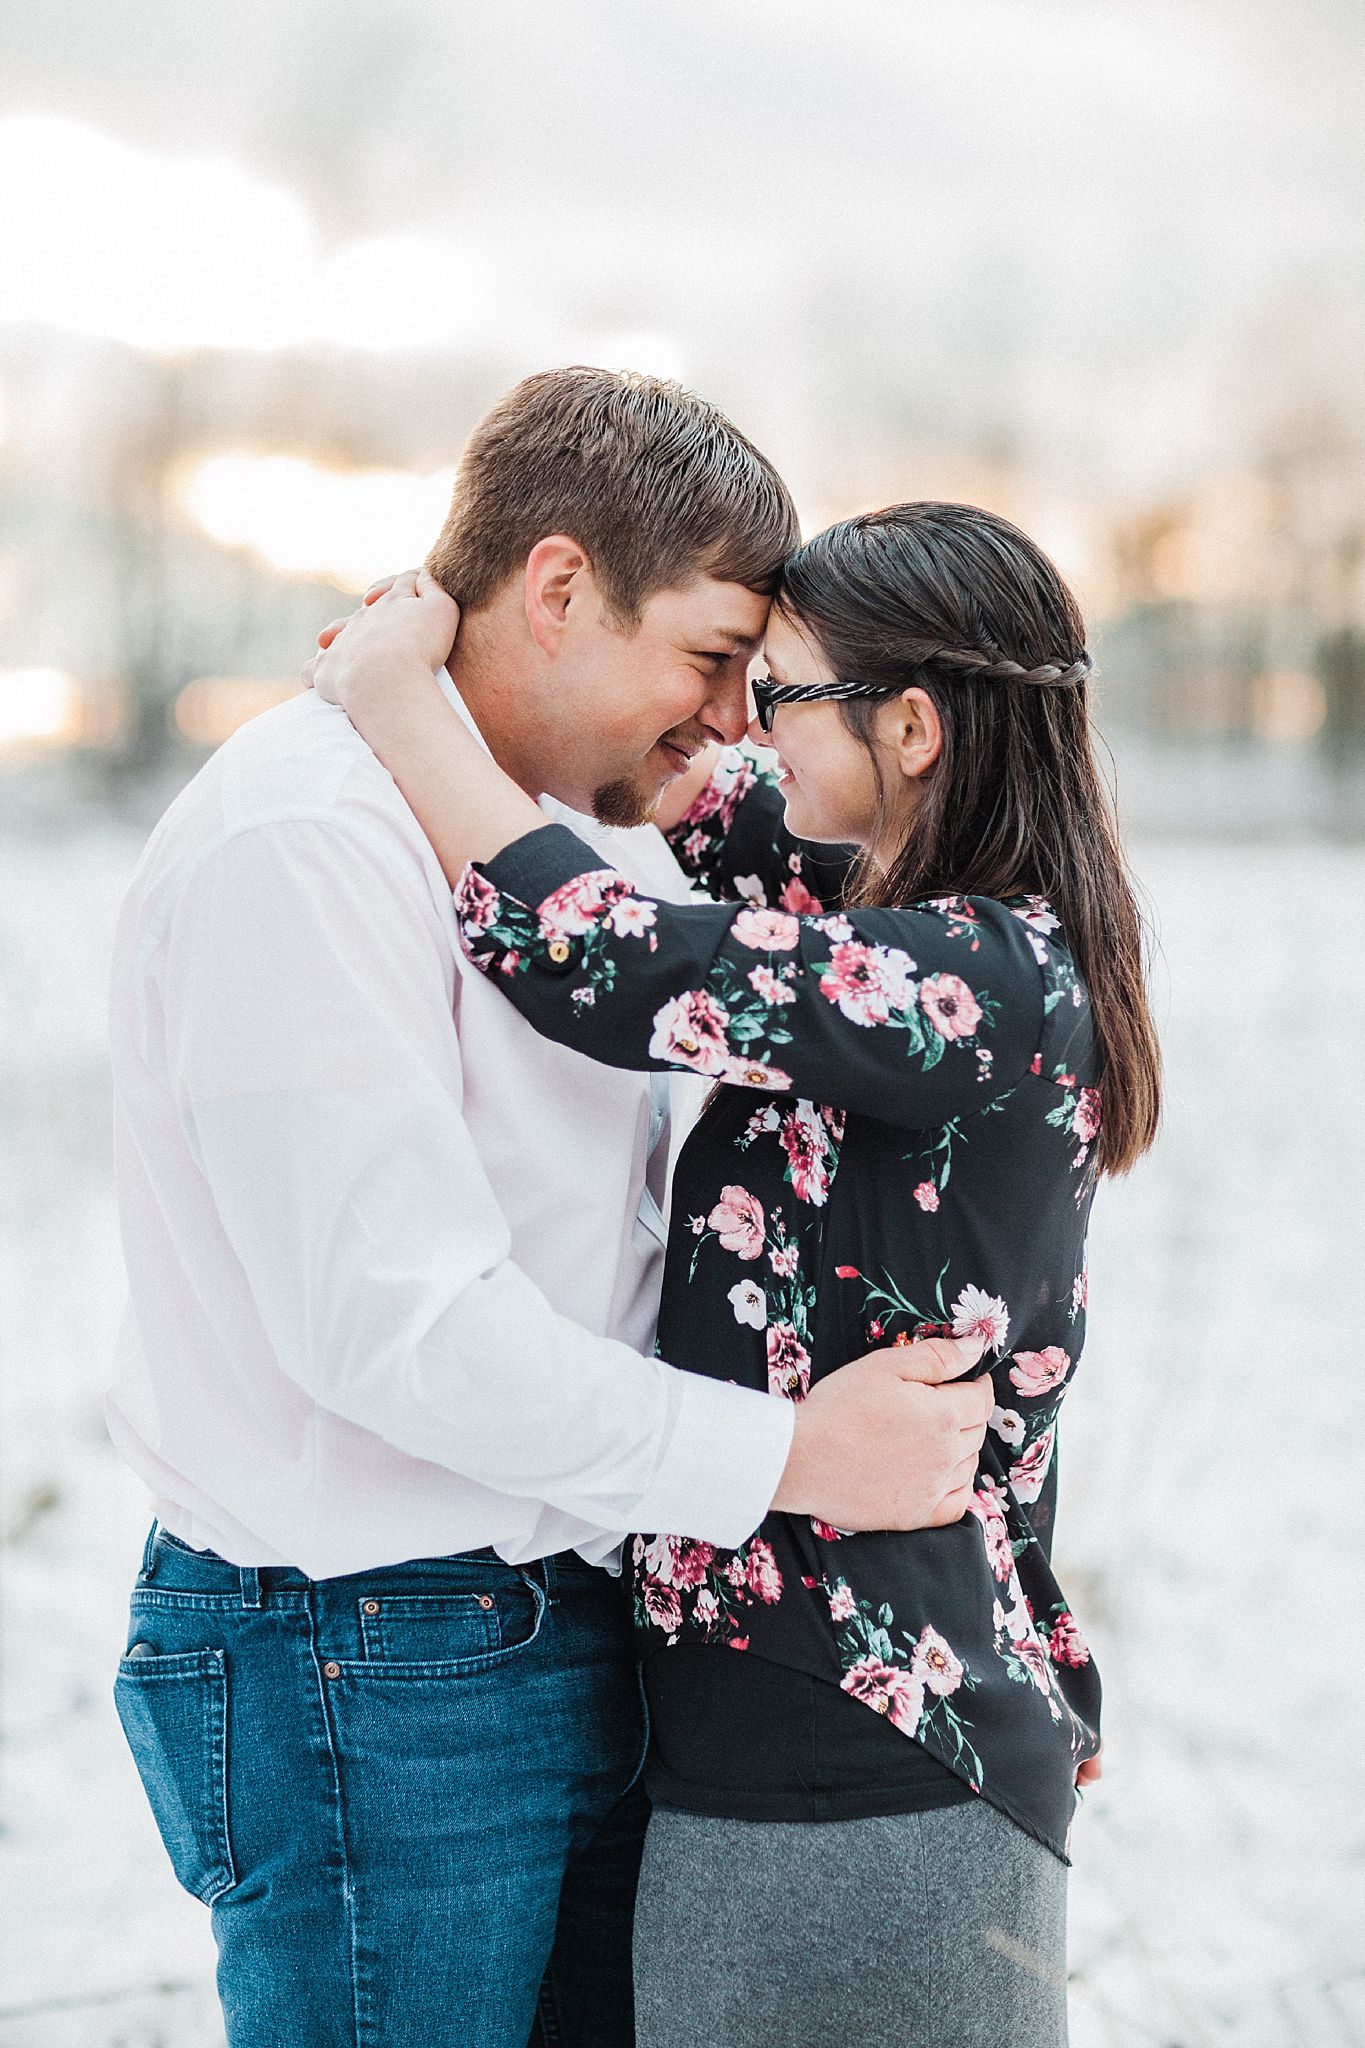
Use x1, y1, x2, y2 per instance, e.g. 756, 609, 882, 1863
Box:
302, 567, 544, 882
303, 569, 459, 733
1076, 1746, 1103, 1788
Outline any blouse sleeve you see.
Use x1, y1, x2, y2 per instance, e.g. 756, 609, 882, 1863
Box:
458, 823, 1048, 1129
664, 743, 857, 914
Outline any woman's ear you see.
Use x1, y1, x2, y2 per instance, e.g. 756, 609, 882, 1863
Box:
888, 686, 943, 781
523, 535, 592, 659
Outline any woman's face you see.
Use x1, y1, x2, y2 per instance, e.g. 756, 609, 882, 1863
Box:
750, 609, 935, 854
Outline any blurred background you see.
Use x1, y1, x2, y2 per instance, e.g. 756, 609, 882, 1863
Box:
1, 3, 1362, 2043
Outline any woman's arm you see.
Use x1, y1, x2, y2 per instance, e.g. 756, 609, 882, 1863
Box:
306, 570, 554, 876
457, 822, 1056, 1130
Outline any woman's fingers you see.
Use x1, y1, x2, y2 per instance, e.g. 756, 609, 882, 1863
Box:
363, 575, 400, 605
316, 616, 353, 649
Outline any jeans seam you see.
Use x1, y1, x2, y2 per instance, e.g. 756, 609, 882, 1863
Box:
307, 1584, 365, 2048
916, 1808, 936, 2048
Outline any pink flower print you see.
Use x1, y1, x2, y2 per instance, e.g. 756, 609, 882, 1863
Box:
694, 1586, 720, 1629
990, 1405, 1026, 1446
1010, 896, 1060, 935
667, 1537, 717, 1591
913, 1181, 940, 1212
1014, 1633, 1052, 1693
828, 1579, 857, 1621
649, 989, 733, 1076
766, 1322, 811, 1400
642, 1579, 682, 1636
727, 1278, 768, 1329
834, 1265, 861, 1279
1009, 1346, 1071, 1397
745, 1539, 784, 1604
1007, 1426, 1056, 1505
910, 1625, 965, 1696
454, 864, 500, 935
707, 1185, 766, 1261
733, 907, 801, 952
745, 1104, 782, 1141
536, 869, 618, 939
779, 1101, 833, 1206
718, 1056, 794, 1090
724, 1556, 749, 1588
810, 1520, 843, 1543
1071, 1265, 1088, 1317
950, 1285, 1010, 1353
1048, 1611, 1092, 1668
606, 895, 657, 939
681, 828, 709, 866
1072, 1087, 1102, 1144
840, 1656, 925, 1735
813, 913, 854, 942
966, 1478, 1014, 1582
919, 972, 983, 1039
768, 1242, 799, 1278
779, 876, 822, 915
734, 874, 767, 906
818, 940, 917, 1027
748, 964, 796, 1004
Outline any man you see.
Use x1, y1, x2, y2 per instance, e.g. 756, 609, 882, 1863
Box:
108, 367, 991, 2047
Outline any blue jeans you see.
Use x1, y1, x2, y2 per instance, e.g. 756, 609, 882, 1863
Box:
114, 1525, 649, 2047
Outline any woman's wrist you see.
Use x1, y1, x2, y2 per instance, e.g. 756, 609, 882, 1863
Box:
335, 655, 447, 752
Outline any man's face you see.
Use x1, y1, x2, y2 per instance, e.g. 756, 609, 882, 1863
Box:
537, 577, 770, 825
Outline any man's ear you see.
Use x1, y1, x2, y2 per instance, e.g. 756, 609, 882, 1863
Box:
523, 535, 594, 659
890, 686, 944, 781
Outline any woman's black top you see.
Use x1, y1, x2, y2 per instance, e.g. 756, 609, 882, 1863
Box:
462, 746, 1103, 1862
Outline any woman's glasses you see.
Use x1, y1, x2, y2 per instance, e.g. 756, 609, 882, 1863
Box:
749, 673, 902, 735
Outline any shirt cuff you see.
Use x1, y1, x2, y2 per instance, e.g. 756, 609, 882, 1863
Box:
632, 1371, 796, 1548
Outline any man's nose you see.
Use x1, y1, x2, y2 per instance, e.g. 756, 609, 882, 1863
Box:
699, 664, 752, 747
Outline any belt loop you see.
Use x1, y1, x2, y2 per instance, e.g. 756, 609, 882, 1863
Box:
239, 1566, 262, 1610
518, 1556, 554, 1608
140, 1521, 160, 1581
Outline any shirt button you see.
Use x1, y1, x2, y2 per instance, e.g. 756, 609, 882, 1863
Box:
545, 939, 572, 965
478, 1595, 495, 1611
323, 1661, 341, 1679
362, 1600, 379, 1615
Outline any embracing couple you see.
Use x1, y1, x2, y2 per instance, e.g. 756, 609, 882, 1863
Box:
108, 367, 1160, 2047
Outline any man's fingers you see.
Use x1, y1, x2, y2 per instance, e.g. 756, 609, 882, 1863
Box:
890, 1334, 986, 1385
927, 1482, 975, 1527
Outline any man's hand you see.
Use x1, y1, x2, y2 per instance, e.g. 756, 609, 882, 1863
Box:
770, 1335, 992, 1531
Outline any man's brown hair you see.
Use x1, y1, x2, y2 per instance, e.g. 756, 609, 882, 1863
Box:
426, 366, 799, 622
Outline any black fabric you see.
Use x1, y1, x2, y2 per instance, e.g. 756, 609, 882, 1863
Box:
465, 747, 1103, 1862
644, 1644, 976, 1823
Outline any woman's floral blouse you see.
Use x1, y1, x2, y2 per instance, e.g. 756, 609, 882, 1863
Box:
459, 746, 1103, 1861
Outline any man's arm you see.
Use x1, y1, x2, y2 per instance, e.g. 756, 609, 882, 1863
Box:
162, 813, 988, 1544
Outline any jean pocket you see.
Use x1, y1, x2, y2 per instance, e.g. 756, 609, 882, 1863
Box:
114, 1647, 236, 1905
349, 1575, 545, 1675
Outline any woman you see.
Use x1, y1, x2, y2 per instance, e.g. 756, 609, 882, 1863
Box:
308, 503, 1160, 2046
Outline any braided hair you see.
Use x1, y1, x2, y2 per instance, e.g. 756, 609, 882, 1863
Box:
774, 503, 1160, 1176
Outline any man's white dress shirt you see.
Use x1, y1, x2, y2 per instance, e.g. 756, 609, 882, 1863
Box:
106, 685, 793, 1579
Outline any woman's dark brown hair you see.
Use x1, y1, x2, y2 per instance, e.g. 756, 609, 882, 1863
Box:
776, 502, 1160, 1176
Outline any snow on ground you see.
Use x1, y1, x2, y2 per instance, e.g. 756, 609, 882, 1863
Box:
1, 813, 1363, 2047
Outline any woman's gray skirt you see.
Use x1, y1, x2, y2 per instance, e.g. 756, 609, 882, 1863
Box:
633, 1798, 1068, 2048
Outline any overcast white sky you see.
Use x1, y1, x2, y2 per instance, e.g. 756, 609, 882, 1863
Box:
3, 0, 1364, 506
